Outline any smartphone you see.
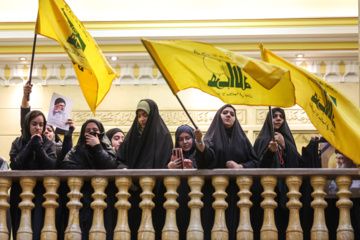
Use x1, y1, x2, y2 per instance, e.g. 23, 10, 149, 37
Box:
171, 148, 184, 168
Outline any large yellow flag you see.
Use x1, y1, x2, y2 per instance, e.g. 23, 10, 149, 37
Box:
142, 39, 295, 107
35, 0, 116, 113
261, 45, 360, 164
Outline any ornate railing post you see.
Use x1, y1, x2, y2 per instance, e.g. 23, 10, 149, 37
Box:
336, 176, 354, 240
187, 176, 204, 240
162, 176, 180, 240
89, 177, 108, 240
65, 177, 84, 240
260, 176, 278, 240
310, 176, 328, 239
138, 177, 155, 240
236, 176, 253, 240
41, 177, 60, 240
0, 178, 11, 240
211, 176, 229, 240
285, 176, 303, 240
114, 177, 132, 240
17, 177, 36, 240
16, 178, 36, 240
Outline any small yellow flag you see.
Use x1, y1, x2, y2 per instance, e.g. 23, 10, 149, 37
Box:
35, 0, 116, 114
261, 45, 360, 164
142, 39, 295, 107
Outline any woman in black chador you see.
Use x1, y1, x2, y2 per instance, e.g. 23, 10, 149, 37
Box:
61, 119, 119, 240
194, 104, 259, 240
253, 107, 302, 240
117, 99, 173, 239
9, 110, 57, 240
168, 125, 197, 239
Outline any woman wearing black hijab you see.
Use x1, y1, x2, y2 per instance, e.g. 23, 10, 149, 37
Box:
168, 125, 197, 169
61, 119, 118, 240
9, 110, 57, 240
117, 99, 173, 239
106, 128, 125, 152
167, 125, 197, 239
253, 107, 302, 240
194, 104, 259, 240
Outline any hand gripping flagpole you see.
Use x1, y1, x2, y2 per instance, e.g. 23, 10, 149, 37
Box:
26, 33, 38, 101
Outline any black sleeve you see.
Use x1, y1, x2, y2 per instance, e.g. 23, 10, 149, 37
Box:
60, 149, 82, 169
89, 144, 118, 169
58, 134, 73, 163
35, 144, 57, 169
195, 144, 217, 169
9, 141, 33, 170
20, 107, 30, 132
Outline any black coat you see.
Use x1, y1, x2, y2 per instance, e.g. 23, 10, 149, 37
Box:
9, 110, 56, 240
60, 119, 118, 240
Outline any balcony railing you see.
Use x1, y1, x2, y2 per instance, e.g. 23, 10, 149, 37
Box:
0, 168, 359, 240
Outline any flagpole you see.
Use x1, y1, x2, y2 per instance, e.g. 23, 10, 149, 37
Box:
269, 106, 275, 141
141, 39, 198, 129
175, 95, 198, 129
27, 33, 38, 101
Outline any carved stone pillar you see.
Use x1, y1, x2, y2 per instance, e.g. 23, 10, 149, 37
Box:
285, 176, 303, 240
17, 177, 36, 240
310, 176, 328, 240
0, 178, 11, 240
138, 177, 155, 240
65, 177, 84, 240
211, 176, 229, 240
162, 176, 180, 240
336, 176, 354, 240
41, 177, 60, 240
236, 176, 253, 240
114, 177, 132, 240
260, 176, 278, 240
187, 176, 204, 240
89, 177, 108, 240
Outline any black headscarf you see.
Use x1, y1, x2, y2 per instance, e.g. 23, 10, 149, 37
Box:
106, 128, 124, 141
200, 104, 259, 168
117, 99, 173, 169
254, 107, 301, 168
175, 125, 196, 164
74, 119, 115, 169
22, 110, 47, 143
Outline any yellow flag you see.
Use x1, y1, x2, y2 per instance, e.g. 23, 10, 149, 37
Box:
261, 45, 360, 164
35, 0, 116, 113
142, 39, 295, 107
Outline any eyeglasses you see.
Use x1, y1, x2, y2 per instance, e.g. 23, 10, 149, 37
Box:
178, 136, 192, 142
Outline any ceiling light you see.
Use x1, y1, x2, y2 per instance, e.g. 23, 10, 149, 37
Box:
19, 57, 27, 61
110, 56, 118, 61
295, 53, 304, 58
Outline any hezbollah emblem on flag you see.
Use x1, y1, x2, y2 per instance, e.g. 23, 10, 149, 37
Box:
61, 7, 86, 52
308, 78, 337, 130
206, 60, 252, 90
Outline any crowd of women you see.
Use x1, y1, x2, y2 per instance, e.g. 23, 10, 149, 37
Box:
4, 81, 359, 240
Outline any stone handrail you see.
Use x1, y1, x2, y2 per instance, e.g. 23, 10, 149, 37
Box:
0, 168, 359, 240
